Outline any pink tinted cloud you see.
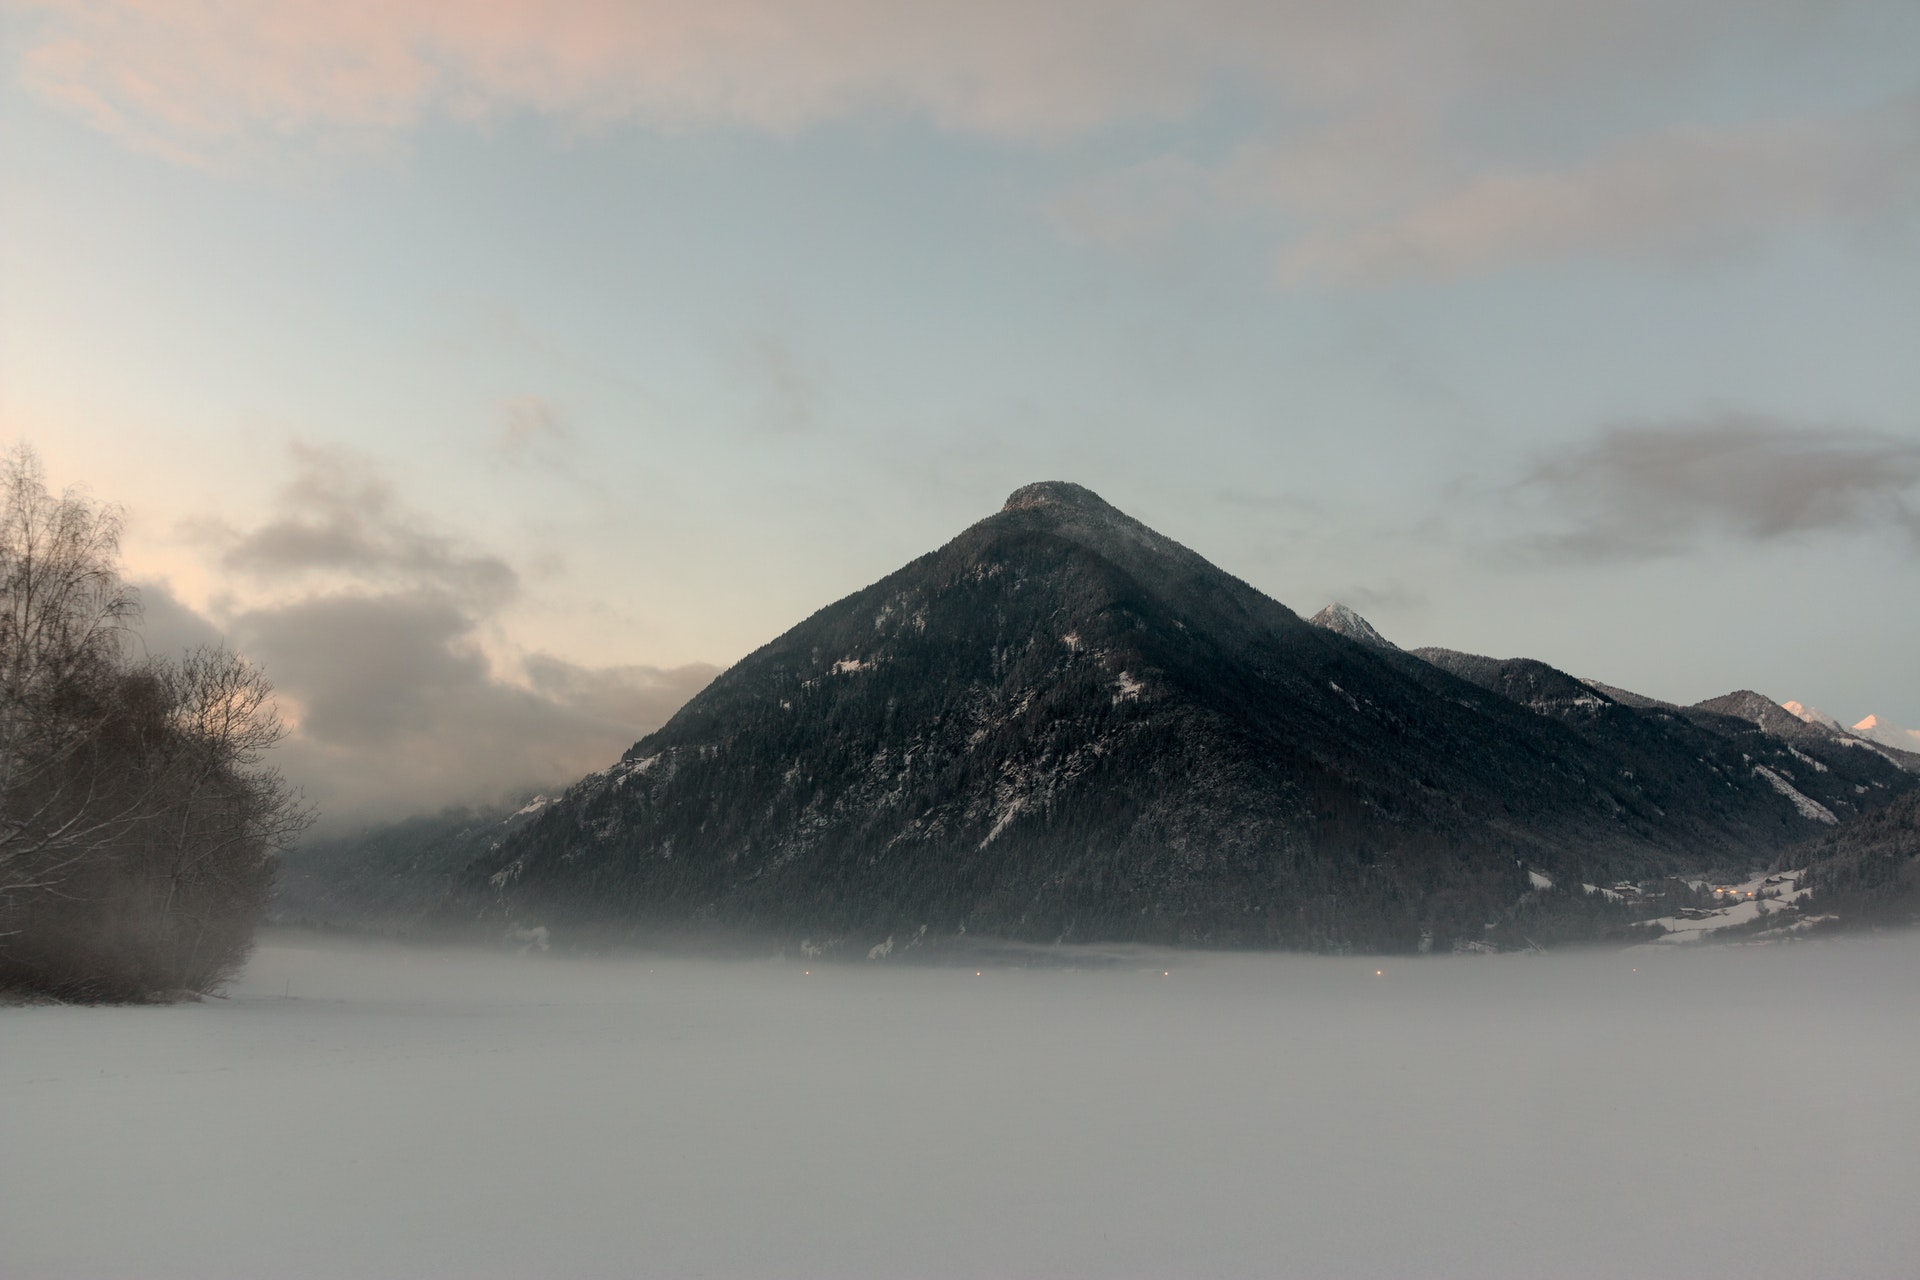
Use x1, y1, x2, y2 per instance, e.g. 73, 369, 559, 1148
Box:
11, 0, 1908, 279
11, 0, 1242, 152
1048, 89, 1919, 283
1273, 98, 1920, 283
9, 0, 1783, 153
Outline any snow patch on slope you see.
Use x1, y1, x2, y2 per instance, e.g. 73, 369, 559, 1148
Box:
1751, 765, 1838, 824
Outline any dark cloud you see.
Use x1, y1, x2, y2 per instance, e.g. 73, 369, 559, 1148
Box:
127, 578, 226, 662
1512, 414, 1920, 560
156, 446, 718, 831
218, 444, 517, 607
231, 593, 485, 746
228, 592, 716, 831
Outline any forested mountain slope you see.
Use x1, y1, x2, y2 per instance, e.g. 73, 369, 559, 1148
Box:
461, 483, 1899, 951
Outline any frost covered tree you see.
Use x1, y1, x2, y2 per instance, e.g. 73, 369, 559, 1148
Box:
0, 447, 309, 999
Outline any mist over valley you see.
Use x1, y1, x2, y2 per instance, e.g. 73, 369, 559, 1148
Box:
9, 932, 1920, 1279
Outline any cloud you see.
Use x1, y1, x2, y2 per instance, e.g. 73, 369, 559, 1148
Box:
10, 1, 1881, 152
226, 591, 717, 830
1507, 414, 1920, 560
126, 577, 226, 661
213, 443, 517, 607
9, 0, 1256, 154
1052, 93, 1920, 283
499, 395, 568, 452
158, 445, 718, 829
1273, 98, 1920, 283
14, 1, 1914, 277
1045, 155, 1218, 250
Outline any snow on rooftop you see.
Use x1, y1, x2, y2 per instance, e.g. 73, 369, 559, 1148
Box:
1635, 870, 1812, 945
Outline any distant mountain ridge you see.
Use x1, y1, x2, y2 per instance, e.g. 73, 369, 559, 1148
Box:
275, 794, 555, 932
1374, 644, 1908, 831
446, 485, 1916, 952
1851, 714, 1920, 754
1783, 701, 1846, 733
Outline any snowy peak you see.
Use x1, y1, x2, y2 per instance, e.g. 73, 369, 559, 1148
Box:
1308, 603, 1397, 650
1853, 715, 1920, 752
1783, 701, 1845, 733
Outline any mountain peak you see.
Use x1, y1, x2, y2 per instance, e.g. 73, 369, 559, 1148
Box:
1852, 714, 1920, 752
1692, 690, 1839, 743
1308, 603, 1397, 650
1002, 481, 1115, 514
1783, 701, 1844, 733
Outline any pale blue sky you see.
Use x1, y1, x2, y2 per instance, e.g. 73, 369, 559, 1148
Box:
4, 0, 1918, 821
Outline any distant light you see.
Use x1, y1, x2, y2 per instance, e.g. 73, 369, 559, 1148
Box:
1163, 971, 1170, 977
976, 971, 982, 976
1375, 969, 1384, 976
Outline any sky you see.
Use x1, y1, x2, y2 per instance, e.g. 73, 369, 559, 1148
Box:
3, 0, 1918, 828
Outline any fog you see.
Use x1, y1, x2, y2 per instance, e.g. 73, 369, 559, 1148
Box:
6, 933, 1919, 1279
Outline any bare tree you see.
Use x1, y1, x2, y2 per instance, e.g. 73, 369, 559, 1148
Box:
0, 446, 140, 906
0, 447, 311, 999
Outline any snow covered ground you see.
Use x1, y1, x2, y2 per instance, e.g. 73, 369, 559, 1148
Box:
1635, 870, 1816, 944
7, 931, 1920, 1279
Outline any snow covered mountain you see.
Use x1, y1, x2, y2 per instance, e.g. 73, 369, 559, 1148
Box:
1852, 714, 1920, 753
1783, 701, 1846, 733
461, 483, 1916, 952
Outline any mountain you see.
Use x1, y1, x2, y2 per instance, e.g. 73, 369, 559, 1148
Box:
1307, 603, 1397, 650
275, 795, 556, 933
1579, 678, 1675, 712
1691, 691, 1920, 776
1789, 789, 1920, 928
459, 483, 1914, 952
1693, 690, 1835, 743
1783, 701, 1845, 733
1378, 649, 1913, 834
1852, 714, 1920, 754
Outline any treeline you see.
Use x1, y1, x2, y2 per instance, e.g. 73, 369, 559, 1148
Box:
1790, 789, 1920, 928
0, 449, 308, 1000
